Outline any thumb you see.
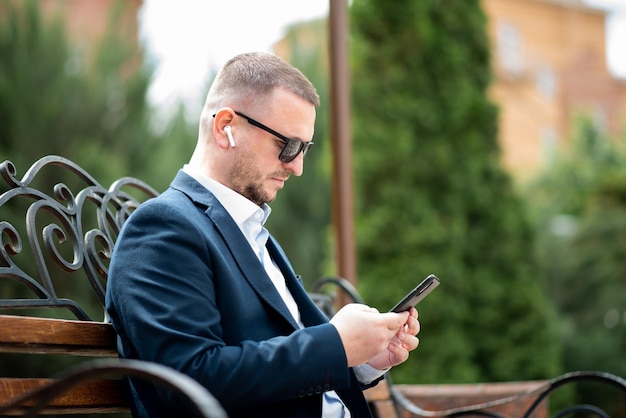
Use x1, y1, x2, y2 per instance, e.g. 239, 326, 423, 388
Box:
381, 311, 410, 330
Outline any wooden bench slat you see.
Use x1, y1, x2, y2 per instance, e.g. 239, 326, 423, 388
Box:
0, 378, 128, 415
0, 315, 117, 356
363, 378, 392, 402
364, 379, 400, 418
370, 400, 397, 418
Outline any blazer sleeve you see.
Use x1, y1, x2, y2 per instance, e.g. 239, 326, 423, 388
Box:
105, 193, 354, 412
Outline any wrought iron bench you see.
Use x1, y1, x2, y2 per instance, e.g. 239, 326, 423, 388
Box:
0, 156, 227, 416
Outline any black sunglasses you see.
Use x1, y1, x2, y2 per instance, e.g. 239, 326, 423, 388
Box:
233, 111, 314, 163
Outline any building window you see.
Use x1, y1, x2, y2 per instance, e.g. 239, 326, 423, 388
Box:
497, 22, 524, 77
536, 65, 557, 101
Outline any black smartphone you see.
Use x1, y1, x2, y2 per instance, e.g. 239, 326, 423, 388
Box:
389, 274, 440, 312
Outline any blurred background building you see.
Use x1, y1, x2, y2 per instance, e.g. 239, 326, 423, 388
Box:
483, 0, 626, 180
37, 0, 141, 52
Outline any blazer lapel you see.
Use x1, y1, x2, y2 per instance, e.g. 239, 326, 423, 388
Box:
170, 171, 301, 329
172, 170, 326, 329
210, 206, 302, 328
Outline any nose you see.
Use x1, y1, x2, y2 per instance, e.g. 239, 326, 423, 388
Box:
282, 152, 305, 176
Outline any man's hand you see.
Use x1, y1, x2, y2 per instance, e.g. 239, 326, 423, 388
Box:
366, 307, 420, 370
329, 304, 415, 367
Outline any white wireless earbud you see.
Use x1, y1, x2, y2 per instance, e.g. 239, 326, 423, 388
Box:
224, 126, 235, 148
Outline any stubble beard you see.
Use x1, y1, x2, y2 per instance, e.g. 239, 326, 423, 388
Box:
229, 155, 271, 206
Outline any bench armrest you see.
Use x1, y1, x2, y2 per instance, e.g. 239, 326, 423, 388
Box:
388, 371, 626, 417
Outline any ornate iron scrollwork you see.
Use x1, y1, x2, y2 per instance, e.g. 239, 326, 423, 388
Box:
0, 156, 159, 320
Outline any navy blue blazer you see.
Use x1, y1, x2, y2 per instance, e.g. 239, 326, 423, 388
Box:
105, 171, 376, 418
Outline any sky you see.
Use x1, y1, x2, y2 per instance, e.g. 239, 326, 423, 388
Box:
138, 0, 328, 113
139, 0, 626, 112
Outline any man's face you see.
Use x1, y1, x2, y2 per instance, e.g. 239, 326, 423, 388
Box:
227, 88, 316, 205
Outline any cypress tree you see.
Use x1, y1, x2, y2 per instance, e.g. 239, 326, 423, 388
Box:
350, 0, 562, 383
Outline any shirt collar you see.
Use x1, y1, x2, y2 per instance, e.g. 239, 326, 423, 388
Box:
182, 164, 271, 228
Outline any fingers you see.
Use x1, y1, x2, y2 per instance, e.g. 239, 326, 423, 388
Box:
387, 339, 410, 364
397, 328, 420, 351
388, 329, 420, 366
394, 307, 420, 353
405, 312, 420, 337
364, 306, 380, 314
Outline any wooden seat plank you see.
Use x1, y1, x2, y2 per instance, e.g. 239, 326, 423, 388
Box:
0, 315, 117, 356
0, 378, 128, 415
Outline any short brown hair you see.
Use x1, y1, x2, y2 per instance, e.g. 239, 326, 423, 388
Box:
204, 51, 320, 110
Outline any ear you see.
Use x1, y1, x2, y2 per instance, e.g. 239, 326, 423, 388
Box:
212, 108, 236, 150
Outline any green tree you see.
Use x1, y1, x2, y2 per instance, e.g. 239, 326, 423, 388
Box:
0, 0, 193, 189
1, 0, 152, 185
350, 0, 562, 384
526, 118, 626, 388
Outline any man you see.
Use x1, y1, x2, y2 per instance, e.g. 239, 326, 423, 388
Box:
105, 51, 420, 418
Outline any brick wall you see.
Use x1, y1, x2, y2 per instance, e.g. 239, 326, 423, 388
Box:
482, 0, 626, 180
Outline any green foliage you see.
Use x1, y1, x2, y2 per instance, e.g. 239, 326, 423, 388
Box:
0, 0, 193, 190
528, 119, 626, 219
526, 117, 626, 384
350, 0, 562, 383
2, 1, 137, 183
